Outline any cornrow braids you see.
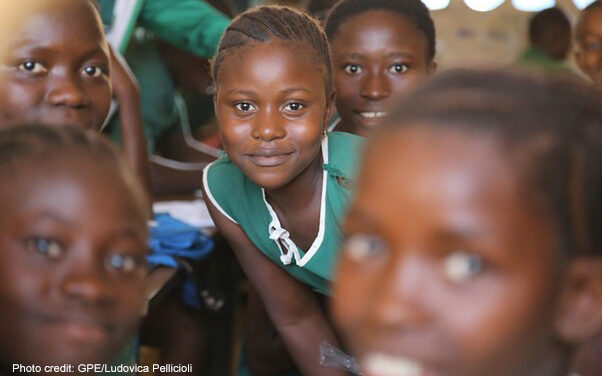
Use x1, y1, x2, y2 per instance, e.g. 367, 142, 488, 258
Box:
324, 0, 436, 61
0, 125, 148, 211
211, 5, 333, 95
377, 69, 602, 257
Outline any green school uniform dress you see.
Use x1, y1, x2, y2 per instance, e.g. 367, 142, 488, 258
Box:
98, 0, 230, 151
203, 132, 364, 295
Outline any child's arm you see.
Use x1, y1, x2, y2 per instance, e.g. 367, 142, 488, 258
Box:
149, 161, 205, 196
109, 48, 151, 192
138, 0, 230, 58
203, 189, 347, 376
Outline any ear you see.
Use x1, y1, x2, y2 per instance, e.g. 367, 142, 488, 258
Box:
324, 90, 337, 130
428, 60, 438, 75
555, 258, 602, 345
212, 91, 220, 121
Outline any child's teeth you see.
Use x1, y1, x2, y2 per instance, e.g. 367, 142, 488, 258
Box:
362, 353, 423, 376
359, 112, 387, 118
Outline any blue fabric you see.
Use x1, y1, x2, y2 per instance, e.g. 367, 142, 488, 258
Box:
147, 213, 214, 309
148, 213, 213, 264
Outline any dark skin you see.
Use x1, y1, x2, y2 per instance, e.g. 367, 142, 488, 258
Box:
333, 126, 602, 376
0, 0, 150, 192
330, 11, 435, 136
576, 5, 602, 89
205, 41, 345, 376
0, 154, 149, 374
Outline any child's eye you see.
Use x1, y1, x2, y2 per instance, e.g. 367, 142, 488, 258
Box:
108, 253, 144, 273
282, 102, 304, 112
234, 102, 256, 113
343, 64, 362, 75
584, 41, 601, 52
18, 61, 47, 74
443, 251, 484, 283
389, 63, 409, 74
26, 237, 63, 259
82, 65, 104, 77
344, 233, 387, 262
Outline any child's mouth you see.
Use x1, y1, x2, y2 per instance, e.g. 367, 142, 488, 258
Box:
246, 150, 294, 167
361, 352, 425, 376
357, 111, 388, 119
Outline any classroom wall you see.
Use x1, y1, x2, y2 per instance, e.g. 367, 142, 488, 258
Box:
430, 0, 583, 70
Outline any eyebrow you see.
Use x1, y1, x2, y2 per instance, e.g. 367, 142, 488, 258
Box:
114, 228, 147, 242
281, 87, 310, 94
338, 52, 414, 60
225, 88, 311, 96
28, 212, 76, 229
345, 207, 380, 230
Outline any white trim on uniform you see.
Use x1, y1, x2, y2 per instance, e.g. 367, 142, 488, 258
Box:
262, 135, 329, 268
327, 117, 340, 132
202, 162, 239, 224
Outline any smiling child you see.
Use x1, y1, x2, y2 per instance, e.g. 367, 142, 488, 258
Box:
324, 0, 437, 136
576, 0, 602, 89
333, 69, 602, 376
203, 6, 362, 375
0, 0, 149, 188
0, 125, 149, 374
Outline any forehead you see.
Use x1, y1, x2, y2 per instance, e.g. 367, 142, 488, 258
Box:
580, 6, 602, 36
357, 127, 514, 211
8, 0, 105, 52
353, 126, 555, 236
331, 10, 428, 56
0, 155, 145, 225
218, 40, 327, 94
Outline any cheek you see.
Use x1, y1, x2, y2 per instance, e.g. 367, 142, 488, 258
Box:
334, 73, 359, 103
0, 83, 41, 122
389, 72, 426, 96
90, 83, 112, 119
220, 122, 252, 159
585, 52, 602, 68
332, 257, 378, 341
108, 276, 145, 330
438, 274, 560, 370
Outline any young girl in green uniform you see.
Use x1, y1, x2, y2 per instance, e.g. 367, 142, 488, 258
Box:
202, 6, 362, 375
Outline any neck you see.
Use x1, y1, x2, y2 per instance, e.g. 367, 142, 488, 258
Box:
264, 147, 324, 213
337, 119, 369, 138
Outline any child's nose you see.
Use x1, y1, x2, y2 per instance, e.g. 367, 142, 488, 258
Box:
59, 256, 114, 307
369, 255, 429, 330
46, 75, 90, 108
360, 71, 391, 101
251, 106, 286, 141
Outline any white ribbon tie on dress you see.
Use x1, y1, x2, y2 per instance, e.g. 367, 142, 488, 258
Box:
268, 222, 303, 265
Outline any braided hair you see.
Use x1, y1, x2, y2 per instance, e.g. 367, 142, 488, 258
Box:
211, 5, 333, 95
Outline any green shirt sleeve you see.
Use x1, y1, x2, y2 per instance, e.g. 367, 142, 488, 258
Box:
138, 0, 230, 57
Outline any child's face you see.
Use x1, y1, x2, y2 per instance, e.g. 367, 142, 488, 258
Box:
331, 11, 435, 136
333, 127, 567, 376
0, 0, 111, 130
215, 41, 333, 190
0, 156, 148, 368
576, 6, 602, 88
